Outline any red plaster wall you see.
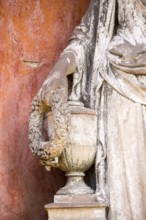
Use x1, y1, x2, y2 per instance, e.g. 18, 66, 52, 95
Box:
0, 1, 90, 219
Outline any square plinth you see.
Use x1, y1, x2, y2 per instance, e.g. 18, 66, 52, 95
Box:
54, 194, 97, 203
45, 202, 108, 220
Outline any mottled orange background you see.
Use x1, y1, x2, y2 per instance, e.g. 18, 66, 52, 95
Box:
0, 1, 90, 219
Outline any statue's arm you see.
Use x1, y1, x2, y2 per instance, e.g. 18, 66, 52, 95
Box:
28, 51, 76, 169
28, 1, 95, 168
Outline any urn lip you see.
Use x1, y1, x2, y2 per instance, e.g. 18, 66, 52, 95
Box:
69, 105, 96, 115
68, 101, 97, 115
68, 100, 96, 115
48, 101, 97, 116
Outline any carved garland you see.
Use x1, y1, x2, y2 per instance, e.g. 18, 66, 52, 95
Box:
28, 88, 71, 170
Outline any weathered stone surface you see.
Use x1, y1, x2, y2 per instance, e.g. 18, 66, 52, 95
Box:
0, 1, 90, 219
48, 0, 146, 219
45, 203, 108, 220
54, 194, 97, 203
29, 0, 146, 219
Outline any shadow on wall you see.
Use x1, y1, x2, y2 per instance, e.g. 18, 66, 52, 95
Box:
0, 1, 90, 220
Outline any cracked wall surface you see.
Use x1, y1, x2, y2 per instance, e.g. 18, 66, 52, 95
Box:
0, 1, 90, 219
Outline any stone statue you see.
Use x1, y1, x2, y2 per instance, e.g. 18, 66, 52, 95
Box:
29, 0, 146, 219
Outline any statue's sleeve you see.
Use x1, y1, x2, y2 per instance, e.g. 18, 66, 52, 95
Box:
62, 0, 99, 102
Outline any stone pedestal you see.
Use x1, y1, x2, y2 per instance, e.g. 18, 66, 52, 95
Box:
45, 202, 107, 220
45, 194, 108, 220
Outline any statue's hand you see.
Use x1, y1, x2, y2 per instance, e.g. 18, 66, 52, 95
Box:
39, 71, 68, 108
38, 51, 76, 108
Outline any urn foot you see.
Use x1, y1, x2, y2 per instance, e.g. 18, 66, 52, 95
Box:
56, 171, 94, 195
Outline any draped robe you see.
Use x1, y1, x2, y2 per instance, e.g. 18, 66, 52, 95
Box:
62, 0, 146, 219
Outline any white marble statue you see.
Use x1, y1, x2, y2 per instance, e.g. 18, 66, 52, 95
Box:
29, 0, 146, 219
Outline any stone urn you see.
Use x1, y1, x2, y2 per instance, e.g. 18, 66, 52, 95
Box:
48, 102, 97, 195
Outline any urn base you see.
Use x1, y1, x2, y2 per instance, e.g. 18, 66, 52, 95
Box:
56, 171, 94, 195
